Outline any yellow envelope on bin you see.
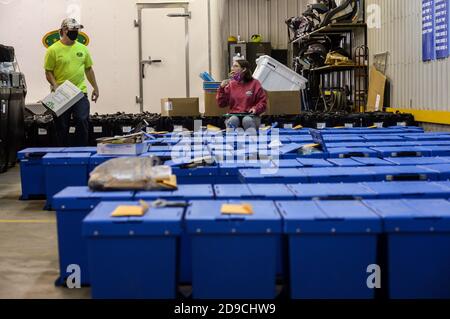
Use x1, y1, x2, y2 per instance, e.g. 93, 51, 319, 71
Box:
207, 125, 221, 132
221, 203, 254, 215
293, 125, 303, 130
111, 201, 149, 217
157, 175, 178, 190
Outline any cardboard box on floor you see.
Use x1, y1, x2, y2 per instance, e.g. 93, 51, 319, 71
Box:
161, 98, 200, 117
367, 66, 387, 112
203, 91, 228, 116
265, 91, 301, 115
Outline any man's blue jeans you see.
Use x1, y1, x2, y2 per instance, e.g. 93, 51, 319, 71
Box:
55, 95, 90, 147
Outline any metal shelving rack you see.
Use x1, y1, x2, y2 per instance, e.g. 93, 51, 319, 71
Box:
289, 1, 368, 113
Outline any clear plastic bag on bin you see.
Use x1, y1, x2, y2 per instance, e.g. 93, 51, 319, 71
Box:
88, 156, 174, 191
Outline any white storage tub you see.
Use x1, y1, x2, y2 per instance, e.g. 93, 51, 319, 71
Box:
253, 55, 308, 91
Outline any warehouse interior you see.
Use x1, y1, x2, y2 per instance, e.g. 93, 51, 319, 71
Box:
1, 0, 450, 301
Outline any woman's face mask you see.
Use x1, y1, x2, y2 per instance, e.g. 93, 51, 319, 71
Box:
232, 71, 242, 82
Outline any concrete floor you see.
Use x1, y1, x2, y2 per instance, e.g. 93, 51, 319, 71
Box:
0, 166, 280, 299
0, 166, 90, 299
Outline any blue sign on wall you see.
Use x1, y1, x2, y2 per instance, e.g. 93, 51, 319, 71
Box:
435, 0, 450, 59
423, 0, 435, 61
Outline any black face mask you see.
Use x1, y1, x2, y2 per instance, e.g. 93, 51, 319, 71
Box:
67, 30, 79, 41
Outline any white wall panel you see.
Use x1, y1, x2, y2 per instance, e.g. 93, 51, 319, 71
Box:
0, 0, 212, 114
227, 0, 313, 49
367, 0, 450, 114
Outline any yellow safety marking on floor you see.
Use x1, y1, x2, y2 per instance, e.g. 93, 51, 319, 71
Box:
0, 220, 56, 224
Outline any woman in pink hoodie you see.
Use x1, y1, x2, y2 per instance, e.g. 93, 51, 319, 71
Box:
216, 59, 267, 130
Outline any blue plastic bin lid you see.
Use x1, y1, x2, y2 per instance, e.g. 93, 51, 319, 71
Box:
185, 200, 282, 234
323, 135, 364, 142
82, 201, 183, 237
296, 158, 334, 167
362, 181, 450, 197
327, 158, 366, 167
218, 162, 260, 176
351, 157, 395, 166
53, 187, 134, 210
18, 147, 65, 160
365, 166, 438, 179
278, 129, 310, 135
370, 146, 430, 156
277, 200, 382, 234
165, 151, 215, 166
90, 153, 124, 163
220, 160, 269, 168
385, 157, 450, 166
164, 139, 181, 146
272, 159, 303, 168
416, 141, 450, 146
89, 154, 125, 166
363, 199, 450, 232
90, 153, 118, 159
214, 184, 252, 198
321, 129, 366, 134
239, 168, 306, 181
370, 141, 418, 147
146, 138, 167, 145
402, 134, 450, 141
234, 148, 261, 157
362, 129, 406, 134
303, 166, 374, 179
136, 185, 214, 200
286, 136, 314, 143
322, 129, 384, 134
288, 183, 377, 200
62, 147, 97, 154
278, 143, 304, 155
402, 132, 450, 136
43, 152, 91, 165
247, 184, 296, 199
327, 147, 376, 157
148, 145, 171, 152
279, 136, 293, 143
362, 135, 405, 141
170, 150, 210, 161
436, 181, 450, 191
422, 146, 450, 155
421, 164, 450, 174
326, 142, 371, 148
399, 127, 425, 132
172, 165, 217, 177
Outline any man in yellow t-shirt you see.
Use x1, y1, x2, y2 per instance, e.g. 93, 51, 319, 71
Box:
44, 18, 99, 146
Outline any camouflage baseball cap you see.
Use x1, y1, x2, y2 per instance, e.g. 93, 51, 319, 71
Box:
60, 18, 84, 30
